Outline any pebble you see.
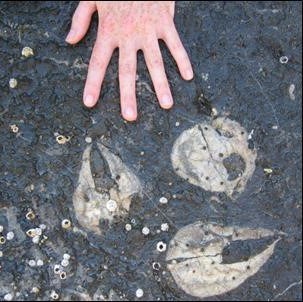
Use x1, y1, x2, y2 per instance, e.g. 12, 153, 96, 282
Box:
36, 259, 44, 266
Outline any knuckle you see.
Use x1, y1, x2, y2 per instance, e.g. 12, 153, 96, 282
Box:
149, 57, 163, 69
120, 63, 135, 75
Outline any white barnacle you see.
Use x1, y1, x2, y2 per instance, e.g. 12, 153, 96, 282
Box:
279, 56, 288, 64
85, 136, 92, 143
152, 262, 161, 270
0, 225, 3, 232
9, 78, 17, 88
157, 241, 167, 252
21, 46, 34, 57
63, 253, 71, 260
10, 124, 19, 133
61, 219, 71, 229
50, 290, 59, 300
106, 199, 118, 212
0, 236, 6, 244
60, 271, 67, 280
26, 210, 35, 220
26, 228, 37, 238
135, 288, 144, 298
0, 251, 3, 257
142, 227, 150, 235
159, 197, 168, 204
53, 264, 61, 274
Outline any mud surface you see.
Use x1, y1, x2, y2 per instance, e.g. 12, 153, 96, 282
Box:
0, 1, 302, 301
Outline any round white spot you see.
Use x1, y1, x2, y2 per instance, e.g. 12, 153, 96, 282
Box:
63, 253, 71, 260
85, 136, 92, 143
9, 78, 17, 89
28, 260, 36, 267
0, 251, 3, 257
175, 121, 180, 127
106, 199, 118, 212
157, 241, 167, 252
279, 56, 288, 64
4, 293, 13, 301
21, 46, 34, 57
39, 224, 46, 230
0, 225, 4, 232
125, 224, 132, 231
36, 259, 44, 266
136, 288, 144, 298
32, 236, 40, 244
159, 197, 168, 204
161, 223, 169, 232
61, 259, 69, 267
53, 264, 61, 274
6, 231, 14, 240
142, 227, 150, 235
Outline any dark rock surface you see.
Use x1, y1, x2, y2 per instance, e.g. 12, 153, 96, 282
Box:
0, 1, 302, 301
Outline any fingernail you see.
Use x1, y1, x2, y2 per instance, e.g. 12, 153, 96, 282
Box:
185, 68, 194, 80
161, 95, 173, 108
65, 29, 76, 42
123, 107, 136, 121
84, 94, 95, 107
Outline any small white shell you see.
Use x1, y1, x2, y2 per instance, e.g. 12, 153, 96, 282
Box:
21, 46, 34, 57
159, 197, 168, 204
63, 253, 71, 260
36, 259, 44, 266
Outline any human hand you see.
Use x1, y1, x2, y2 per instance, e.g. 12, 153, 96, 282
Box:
66, 1, 193, 121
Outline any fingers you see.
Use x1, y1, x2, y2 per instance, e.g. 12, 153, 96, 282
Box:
162, 21, 194, 81
66, 1, 96, 44
143, 37, 174, 109
119, 46, 138, 121
83, 37, 115, 107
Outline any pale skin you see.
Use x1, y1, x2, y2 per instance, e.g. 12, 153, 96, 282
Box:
66, 1, 193, 121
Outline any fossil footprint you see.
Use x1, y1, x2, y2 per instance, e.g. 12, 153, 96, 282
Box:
171, 117, 257, 197
166, 222, 281, 299
73, 143, 141, 234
